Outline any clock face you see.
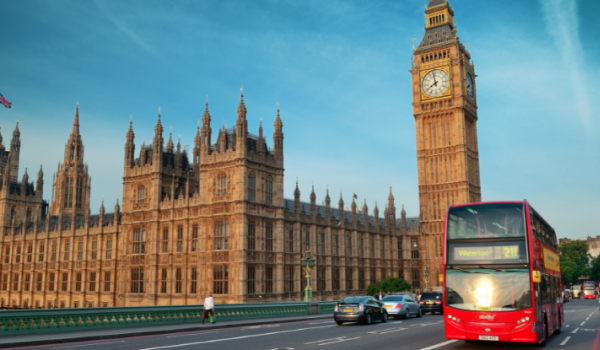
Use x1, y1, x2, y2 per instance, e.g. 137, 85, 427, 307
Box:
466, 71, 474, 99
422, 69, 450, 97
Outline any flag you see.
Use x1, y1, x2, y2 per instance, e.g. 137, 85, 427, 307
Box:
353, 192, 358, 199
0, 93, 12, 108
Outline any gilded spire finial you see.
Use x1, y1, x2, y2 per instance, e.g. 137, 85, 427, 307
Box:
158, 106, 161, 113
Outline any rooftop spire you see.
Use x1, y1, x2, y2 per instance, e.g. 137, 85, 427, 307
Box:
202, 101, 211, 123
126, 115, 134, 142
72, 101, 80, 135
166, 126, 174, 152
12, 120, 20, 138
237, 86, 247, 120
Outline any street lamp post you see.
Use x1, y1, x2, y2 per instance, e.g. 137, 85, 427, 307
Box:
423, 266, 429, 292
301, 247, 315, 302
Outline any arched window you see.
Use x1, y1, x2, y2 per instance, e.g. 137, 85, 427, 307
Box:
248, 174, 256, 202
76, 178, 83, 209
265, 177, 273, 205
138, 186, 146, 200
218, 173, 227, 195
26, 208, 31, 223
70, 147, 75, 161
10, 207, 16, 225
64, 178, 74, 208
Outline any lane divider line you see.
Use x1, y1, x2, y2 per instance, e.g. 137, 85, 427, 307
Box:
581, 322, 586, 326
559, 336, 570, 346
135, 325, 336, 350
420, 340, 458, 350
572, 327, 580, 333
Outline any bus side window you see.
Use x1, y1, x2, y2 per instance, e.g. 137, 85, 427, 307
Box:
541, 275, 548, 302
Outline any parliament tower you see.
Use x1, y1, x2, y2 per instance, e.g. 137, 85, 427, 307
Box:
411, 0, 482, 283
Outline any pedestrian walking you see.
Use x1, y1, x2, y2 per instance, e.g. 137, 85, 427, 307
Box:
202, 292, 215, 324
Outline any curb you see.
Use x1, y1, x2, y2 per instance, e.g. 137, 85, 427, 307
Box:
0, 315, 332, 349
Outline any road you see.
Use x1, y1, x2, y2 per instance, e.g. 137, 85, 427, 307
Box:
9, 299, 600, 350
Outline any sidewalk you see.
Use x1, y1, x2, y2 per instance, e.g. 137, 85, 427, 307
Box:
0, 314, 332, 349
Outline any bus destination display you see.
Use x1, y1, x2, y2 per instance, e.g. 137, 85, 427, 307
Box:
453, 245, 519, 261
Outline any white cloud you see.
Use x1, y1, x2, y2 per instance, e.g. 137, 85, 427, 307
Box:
93, 0, 154, 54
539, 0, 593, 132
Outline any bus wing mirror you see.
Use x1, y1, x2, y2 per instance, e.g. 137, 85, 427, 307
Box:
532, 271, 541, 283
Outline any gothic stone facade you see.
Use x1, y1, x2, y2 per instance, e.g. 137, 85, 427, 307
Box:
0, 0, 480, 308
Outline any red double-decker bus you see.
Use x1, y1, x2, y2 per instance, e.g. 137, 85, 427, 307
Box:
582, 281, 596, 299
443, 201, 563, 345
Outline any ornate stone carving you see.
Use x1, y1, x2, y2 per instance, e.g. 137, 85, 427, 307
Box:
211, 251, 229, 262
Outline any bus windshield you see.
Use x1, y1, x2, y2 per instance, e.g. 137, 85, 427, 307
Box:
447, 203, 526, 239
446, 269, 532, 312
583, 281, 595, 290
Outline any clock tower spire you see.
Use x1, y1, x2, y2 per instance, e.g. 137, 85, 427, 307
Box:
411, 0, 481, 287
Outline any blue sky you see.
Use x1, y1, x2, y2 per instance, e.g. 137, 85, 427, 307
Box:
1, 0, 598, 239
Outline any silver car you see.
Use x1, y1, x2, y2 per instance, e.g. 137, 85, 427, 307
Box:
381, 295, 422, 319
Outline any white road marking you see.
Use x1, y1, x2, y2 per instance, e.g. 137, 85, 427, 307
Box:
560, 336, 571, 346
305, 336, 346, 344
566, 325, 570, 327
135, 325, 336, 350
581, 321, 586, 326
305, 336, 360, 345
309, 321, 334, 325
54, 341, 125, 349
572, 327, 579, 333
242, 324, 280, 330
586, 317, 590, 321
420, 340, 459, 350
318, 337, 361, 345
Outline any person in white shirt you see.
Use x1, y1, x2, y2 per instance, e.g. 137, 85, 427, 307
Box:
202, 292, 215, 324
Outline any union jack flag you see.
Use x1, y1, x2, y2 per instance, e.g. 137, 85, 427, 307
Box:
0, 93, 11, 108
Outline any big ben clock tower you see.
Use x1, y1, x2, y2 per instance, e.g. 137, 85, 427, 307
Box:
411, 0, 481, 283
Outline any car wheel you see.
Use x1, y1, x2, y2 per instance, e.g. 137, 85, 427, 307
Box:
382, 311, 388, 323
365, 312, 372, 325
417, 308, 422, 318
404, 308, 410, 319
335, 321, 344, 326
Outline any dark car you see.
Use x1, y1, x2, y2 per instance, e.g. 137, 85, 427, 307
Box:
419, 292, 443, 314
334, 296, 388, 325
381, 294, 422, 319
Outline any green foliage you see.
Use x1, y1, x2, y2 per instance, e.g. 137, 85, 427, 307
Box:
590, 255, 600, 282
559, 240, 591, 285
366, 277, 411, 296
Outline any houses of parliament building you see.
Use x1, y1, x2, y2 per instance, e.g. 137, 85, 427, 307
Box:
0, 0, 481, 308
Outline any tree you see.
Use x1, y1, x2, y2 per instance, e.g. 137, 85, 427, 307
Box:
559, 240, 591, 285
590, 255, 600, 282
366, 277, 411, 296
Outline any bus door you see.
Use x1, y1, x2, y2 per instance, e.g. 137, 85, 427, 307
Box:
535, 272, 545, 340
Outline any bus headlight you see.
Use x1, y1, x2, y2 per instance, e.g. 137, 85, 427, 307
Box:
474, 278, 494, 308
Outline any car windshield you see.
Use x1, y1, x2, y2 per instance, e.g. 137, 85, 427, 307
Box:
446, 269, 532, 312
420, 293, 441, 300
382, 296, 404, 301
341, 297, 366, 303
448, 203, 525, 239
